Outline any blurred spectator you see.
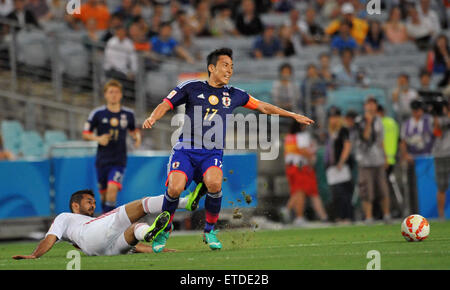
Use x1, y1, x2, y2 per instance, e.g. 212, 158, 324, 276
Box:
179, 22, 202, 61
147, 9, 162, 38
0, 134, 15, 160
325, 2, 369, 46
47, 0, 67, 22
363, 20, 385, 54
332, 48, 369, 86
6, 0, 40, 31
25, 0, 50, 22
211, 4, 239, 37
281, 120, 328, 226
171, 10, 189, 41
83, 18, 101, 51
189, 0, 212, 37
104, 25, 137, 98
399, 99, 435, 213
0, 0, 13, 17
278, 24, 295, 57
405, 6, 433, 51
418, 70, 436, 92
150, 22, 194, 64
432, 102, 450, 219
273, 0, 294, 13
252, 25, 283, 59
345, 109, 359, 146
355, 97, 391, 223
384, 6, 408, 44
301, 63, 328, 137
235, 0, 264, 36
113, 0, 134, 23
325, 106, 354, 224
101, 13, 124, 43
426, 34, 450, 75
74, 0, 110, 30
377, 104, 399, 178
417, 0, 441, 37
400, 99, 435, 161
330, 20, 358, 55
391, 73, 419, 120
129, 21, 150, 52
318, 52, 335, 87
271, 63, 300, 112
297, 7, 327, 45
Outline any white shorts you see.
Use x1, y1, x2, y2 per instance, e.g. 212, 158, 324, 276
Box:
79, 206, 132, 256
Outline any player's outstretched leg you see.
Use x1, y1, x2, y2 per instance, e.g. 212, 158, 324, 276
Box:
185, 182, 208, 211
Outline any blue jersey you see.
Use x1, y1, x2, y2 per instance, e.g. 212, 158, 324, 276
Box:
163, 80, 258, 150
84, 106, 136, 168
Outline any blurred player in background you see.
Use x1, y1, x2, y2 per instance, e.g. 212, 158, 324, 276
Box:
83, 80, 141, 213
142, 47, 314, 252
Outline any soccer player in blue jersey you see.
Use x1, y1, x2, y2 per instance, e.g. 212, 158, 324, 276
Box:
83, 80, 142, 213
142, 48, 313, 251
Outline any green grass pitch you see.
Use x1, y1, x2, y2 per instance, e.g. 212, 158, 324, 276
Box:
1, 220, 450, 270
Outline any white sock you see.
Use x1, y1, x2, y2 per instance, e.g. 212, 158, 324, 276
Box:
142, 195, 188, 214
134, 223, 150, 241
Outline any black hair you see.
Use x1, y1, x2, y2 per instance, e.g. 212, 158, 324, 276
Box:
69, 189, 95, 213
279, 62, 293, 73
206, 47, 233, 76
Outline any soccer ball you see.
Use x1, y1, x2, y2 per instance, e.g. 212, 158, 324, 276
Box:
401, 214, 430, 242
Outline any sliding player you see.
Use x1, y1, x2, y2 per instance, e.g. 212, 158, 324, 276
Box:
142, 48, 314, 252
12, 189, 198, 258
83, 80, 141, 213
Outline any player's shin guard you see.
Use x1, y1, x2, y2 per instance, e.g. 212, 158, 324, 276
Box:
162, 190, 179, 232
204, 191, 222, 233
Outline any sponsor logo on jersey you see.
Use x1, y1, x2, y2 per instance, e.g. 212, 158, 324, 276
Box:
197, 93, 205, 99
166, 90, 177, 100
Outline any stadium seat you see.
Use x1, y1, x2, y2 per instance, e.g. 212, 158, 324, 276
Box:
16, 30, 50, 67
20, 130, 44, 158
43, 130, 68, 155
1, 120, 23, 155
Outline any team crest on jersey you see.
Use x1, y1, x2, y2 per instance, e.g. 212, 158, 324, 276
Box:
222, 96, 231, 108
110, 117, 119, 127
172, 161, 180, 169
120, 115, 128, 129
208, 95, 219, 105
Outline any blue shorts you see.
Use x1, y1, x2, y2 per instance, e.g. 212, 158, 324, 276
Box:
165, 148, 223, 188
96, 165, 125, 194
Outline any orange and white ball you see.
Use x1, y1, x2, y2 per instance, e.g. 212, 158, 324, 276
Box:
401, 214, 430, 242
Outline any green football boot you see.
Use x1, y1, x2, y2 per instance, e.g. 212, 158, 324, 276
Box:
152, 223, 173, 253
144, 211, 170, 243
185, 182, 207, 211
203, 229, 222, 250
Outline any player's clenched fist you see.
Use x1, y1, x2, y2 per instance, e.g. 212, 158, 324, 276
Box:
97, 133, 111, 146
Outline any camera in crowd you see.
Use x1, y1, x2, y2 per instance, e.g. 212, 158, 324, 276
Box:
417, 90, 449, 116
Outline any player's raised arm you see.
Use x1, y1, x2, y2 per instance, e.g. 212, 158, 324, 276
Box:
12, 234, 58, 260
142, 100, 172, 129
244, 96, 314, 126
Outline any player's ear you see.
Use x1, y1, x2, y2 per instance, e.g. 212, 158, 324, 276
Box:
208, 63, 215, 75
71, 202, 79, 213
